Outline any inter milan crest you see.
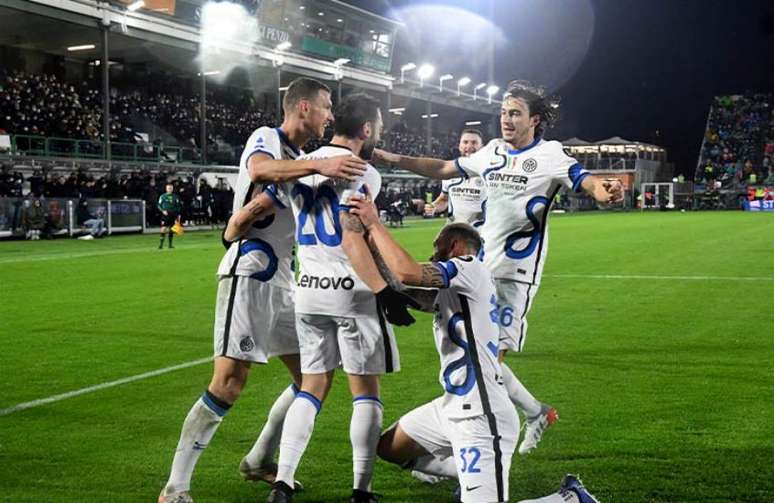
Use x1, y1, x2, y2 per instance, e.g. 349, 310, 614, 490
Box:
239, 336, 255, 352
522, 158, 538, 173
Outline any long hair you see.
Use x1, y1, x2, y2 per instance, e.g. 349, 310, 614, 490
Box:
503, 80, 560, 138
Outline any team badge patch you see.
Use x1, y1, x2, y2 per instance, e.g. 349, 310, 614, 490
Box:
239, 336, 255, 352
522, 158, 538, 173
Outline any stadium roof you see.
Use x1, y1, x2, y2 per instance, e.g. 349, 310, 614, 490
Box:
562, 137, 593, 146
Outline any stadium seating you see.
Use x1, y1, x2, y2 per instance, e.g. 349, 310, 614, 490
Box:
696, 93, 774, 187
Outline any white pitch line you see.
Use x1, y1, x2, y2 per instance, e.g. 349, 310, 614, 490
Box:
544, 273, 774, 282
0, 243, 215, 264
0, 357, 213, 417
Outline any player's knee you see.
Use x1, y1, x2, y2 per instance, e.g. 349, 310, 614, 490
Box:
209, 371, 248, 403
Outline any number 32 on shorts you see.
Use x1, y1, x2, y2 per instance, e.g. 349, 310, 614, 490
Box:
458, 447, 481, 473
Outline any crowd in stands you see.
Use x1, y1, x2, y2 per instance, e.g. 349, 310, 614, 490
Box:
696, 93, 774, 188
1, 68, 463, 165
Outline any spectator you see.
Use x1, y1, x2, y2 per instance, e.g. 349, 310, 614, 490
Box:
21, 198, 46, 240
75, 198, 107, 239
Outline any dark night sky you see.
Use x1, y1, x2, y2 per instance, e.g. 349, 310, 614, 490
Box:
344, 0, 774, 177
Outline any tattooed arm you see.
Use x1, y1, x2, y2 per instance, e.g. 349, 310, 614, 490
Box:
223, 191, 276, 242
339, 211, 388, 293
402, 287, 439, 313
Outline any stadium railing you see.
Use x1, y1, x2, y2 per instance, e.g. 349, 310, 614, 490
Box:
0, 197, 146, 238
9, 135, 200, 164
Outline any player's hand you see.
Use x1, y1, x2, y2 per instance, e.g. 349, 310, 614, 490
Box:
372, 149, 401, 167
347, 193, 380, 231
603, 178, 624, 204
424, 203, 436, 216
318, 155, 367, 181
376, 285, 420, 326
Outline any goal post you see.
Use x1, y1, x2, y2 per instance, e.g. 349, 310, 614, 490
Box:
640, 182, 674, 210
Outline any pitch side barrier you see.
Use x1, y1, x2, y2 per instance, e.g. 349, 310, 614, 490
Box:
0, 198, 145, 239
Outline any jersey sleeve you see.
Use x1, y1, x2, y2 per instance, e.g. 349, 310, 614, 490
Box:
455, 140, 496, 178
263, 181, 291, 209
339, 165, 381, 211
550, 142, 590, 193
432, 256, 478, 294
244, 127, 282, 163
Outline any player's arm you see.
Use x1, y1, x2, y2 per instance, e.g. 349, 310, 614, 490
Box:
248, 153, 368, 183
349, 196, 445, 288
401, 287, 438, 313
340, 211, 418, 326
428, 191, 449, 214
223, 192, 276, 242
580, 175, 624, 204
373, 149, 460, 180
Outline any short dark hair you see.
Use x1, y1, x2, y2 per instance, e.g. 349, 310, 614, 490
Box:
441, 223, 482, 255
503, 80, 558, 138
460, 128, 484, 141
283, 78, 331, 113
333, 92, 380, 138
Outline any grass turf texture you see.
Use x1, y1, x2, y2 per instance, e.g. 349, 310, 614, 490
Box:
1, 211, 772, 502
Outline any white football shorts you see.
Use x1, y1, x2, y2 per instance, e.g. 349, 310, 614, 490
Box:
399, 396, 519, 503
295, 311, 400, 375
494, 279, 540, 353
213, 275, 298, 364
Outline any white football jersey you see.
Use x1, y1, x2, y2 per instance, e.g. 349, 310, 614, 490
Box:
456, 138, 589, 285
431, 256, 511, 419
217, 127, 300, 289
441, 176, 486, 227
269, 145, 383, 317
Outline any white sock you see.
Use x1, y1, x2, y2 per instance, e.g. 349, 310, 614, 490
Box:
244, 384, 298, 467
518, 491, 579, 503
410, 453, 459, 478
162, 391, 231, 495
350, 396, 383, 491
276, 391, 321, 489
501, 362, 542, 418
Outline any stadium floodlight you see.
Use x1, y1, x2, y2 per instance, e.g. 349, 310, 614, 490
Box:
473, 82, 486, 100
456, 76, 471, 96
486, 85, 499, 104
439, 74, 453, 92
388, 107, 405, 114
421, 113, 439, 119
198, 70, 221, 76
465, 120, 482, 126
67, 44, 96, 52
400, 62, 416, 84
126, 0, 145, 12
275, 41, 292, 51
417, 64, 434, 88
279, 86, 289, 92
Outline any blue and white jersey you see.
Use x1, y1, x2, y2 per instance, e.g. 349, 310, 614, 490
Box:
456, 138, 589, 285
431, 256, 510, 419
270, 145, 382, 317
217, 127, 300, 289
441, 176, 486, 227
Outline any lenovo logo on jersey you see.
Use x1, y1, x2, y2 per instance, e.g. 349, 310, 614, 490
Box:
298, 274, 355, 290
487, 172, 529, 184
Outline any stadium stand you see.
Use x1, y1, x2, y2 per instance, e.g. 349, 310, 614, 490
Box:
695, 93, 774, 188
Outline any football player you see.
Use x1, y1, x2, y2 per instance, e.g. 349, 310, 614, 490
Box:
426, 128, 487, 227
372, 81, 624, 455
346, 197, 600, 503
158, 78, 368, 503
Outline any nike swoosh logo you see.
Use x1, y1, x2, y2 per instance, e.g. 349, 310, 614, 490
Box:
465, 485, 482, 491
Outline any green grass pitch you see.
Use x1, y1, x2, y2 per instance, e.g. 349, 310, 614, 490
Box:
1, 211, 773, 502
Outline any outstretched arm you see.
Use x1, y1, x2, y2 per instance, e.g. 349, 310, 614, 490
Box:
223, 191, 276, 242
348, 196, 445, 288
581, 175, 624, 204
373, 149, 461, 180
248, 153, 368, 184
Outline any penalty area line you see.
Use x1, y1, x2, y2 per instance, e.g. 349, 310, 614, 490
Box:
544, 273, 774, 282
0, 356, 213, 417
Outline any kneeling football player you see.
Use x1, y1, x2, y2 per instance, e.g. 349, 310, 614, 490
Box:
347, 197, 601, 503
